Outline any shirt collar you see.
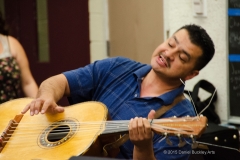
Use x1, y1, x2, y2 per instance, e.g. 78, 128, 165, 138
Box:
133, 65, 185, 105
133, 65, 151, 79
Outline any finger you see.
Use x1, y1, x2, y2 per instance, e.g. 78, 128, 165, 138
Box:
129, 118, 138, 137
29, 101, 37, 116
34, 100, 44, 115
128, 118, 133, 135
41, 100, 54, 114
21, 103, 31, 114
137, 117, 145, 135
53, 106, 65, 113
143, 118, 150, 129
142, 118, 152, 136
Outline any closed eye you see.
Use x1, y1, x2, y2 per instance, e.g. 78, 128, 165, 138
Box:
179, 52, 189, 62
168, 43, 173, 48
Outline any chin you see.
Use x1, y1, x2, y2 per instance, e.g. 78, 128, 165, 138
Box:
150, 61, 159, 70
150, 59, 155, 67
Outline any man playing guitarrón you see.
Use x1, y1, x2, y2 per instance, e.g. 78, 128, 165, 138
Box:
22, 24, 215, 160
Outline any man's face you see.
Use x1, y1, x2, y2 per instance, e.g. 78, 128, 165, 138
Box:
150, 29, 202, 81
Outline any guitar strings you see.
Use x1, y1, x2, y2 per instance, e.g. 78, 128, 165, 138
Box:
4, 116, 202, 131
2, 117, 202, 137
8, 116, 201, 127
0, 118, 200, 145
180, 78, 199, 119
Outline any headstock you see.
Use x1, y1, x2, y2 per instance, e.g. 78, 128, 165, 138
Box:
151, 115, 207, 139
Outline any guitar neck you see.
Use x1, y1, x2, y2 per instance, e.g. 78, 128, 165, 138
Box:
101, 120, 129, 135
100, 116, 207, 138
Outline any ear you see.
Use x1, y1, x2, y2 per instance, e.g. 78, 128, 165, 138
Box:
184, 70, 199, 81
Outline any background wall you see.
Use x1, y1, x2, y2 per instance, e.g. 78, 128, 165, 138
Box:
89, 0, 229, 121
107, 0, 164, 64
89, 0, 109, 62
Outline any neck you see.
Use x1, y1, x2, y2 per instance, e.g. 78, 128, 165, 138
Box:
140, 69, 183, 97
101, 120, 129, 135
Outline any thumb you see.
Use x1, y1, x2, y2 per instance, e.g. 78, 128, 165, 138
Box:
148, 110, 156, 137
53, 106, 65, 113
148, 109, 156, 119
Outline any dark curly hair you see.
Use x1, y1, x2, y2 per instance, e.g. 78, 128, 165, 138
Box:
177, 24, 215, 71
0, 11, 9, 35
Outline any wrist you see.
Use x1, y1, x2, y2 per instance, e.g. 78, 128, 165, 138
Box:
133, 145, 155, 160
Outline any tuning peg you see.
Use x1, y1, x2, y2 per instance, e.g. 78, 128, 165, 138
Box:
177, 134, 186, 147
164, 133, 173, 146
190, 135, 198, 149
166, 136, 173, 146
191, 142, 198, 149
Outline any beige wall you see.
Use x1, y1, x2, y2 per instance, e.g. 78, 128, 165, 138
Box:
108, 0, 163, 64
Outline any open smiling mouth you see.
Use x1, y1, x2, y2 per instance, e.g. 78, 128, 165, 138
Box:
159, 54, 169, 68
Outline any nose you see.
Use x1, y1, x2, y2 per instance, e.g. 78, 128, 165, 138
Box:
165, 48, 177, 61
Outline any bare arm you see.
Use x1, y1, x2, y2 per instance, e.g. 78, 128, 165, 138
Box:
8, 36, 38, 97
36, 74, 70, 101
21, 74, 70, 116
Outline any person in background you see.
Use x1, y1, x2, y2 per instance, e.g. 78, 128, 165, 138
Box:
22, 24, 215, 160
0, 12, 38, 103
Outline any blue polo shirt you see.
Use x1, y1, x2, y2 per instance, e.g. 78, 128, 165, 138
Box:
63, 57, 196, 160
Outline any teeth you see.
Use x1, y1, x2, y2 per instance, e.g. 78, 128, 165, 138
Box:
160, 55, 168, 67
160, 55, 165, 63
160, 55, 163, 61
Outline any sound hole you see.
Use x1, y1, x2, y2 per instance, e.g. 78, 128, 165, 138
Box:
39, 118, 78, 148
47, 125, 70, 142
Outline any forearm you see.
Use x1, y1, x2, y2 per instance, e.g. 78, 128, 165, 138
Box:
21, 74, 68, 115
37, 74, 70, 102
133, 145, 156, 160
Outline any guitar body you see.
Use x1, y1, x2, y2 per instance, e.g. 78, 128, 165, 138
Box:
0, 98, 108, 160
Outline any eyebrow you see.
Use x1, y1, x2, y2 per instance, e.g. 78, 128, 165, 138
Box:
173, 35, 191, 60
